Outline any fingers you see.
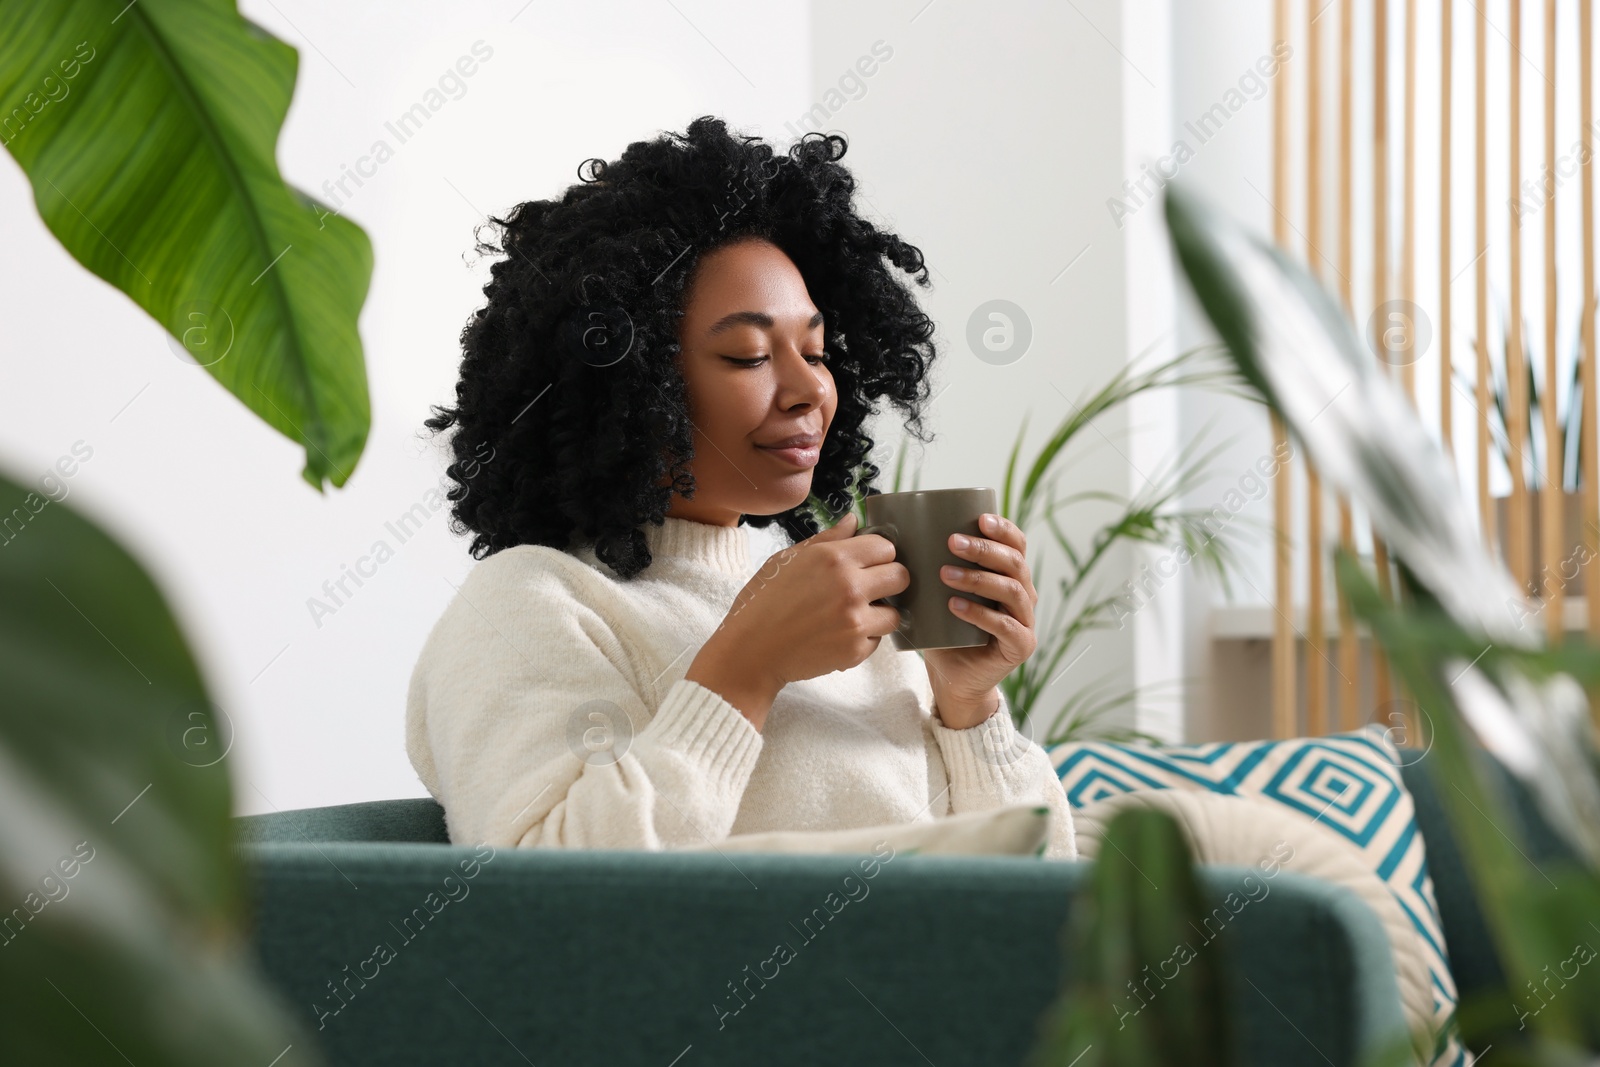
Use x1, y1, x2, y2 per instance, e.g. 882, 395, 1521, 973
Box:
805, 511, 858, 543
838, 529, 898, 566
948, 513, 1038, 607
940, 563, 1034, 629
947, 595, 1035, 665
976, 511, 1025, 553
862, 602, 904, 638
859, 559, 911, 603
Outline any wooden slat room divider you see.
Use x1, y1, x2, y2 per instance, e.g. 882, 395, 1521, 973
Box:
1264, 0, 1600, 737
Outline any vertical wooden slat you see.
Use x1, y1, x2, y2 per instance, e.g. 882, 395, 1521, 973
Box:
1581, 0, 1600, 726
1433, 0, 1454, 752
1373, 0, 1396, 712
1307, 0, 1328, 736
1272, 0, 1297, 740
1337, 499, 1358, 727
1403, 0, 1418, 404
1307, 489, 1327, 733
1478, 0, 1493, 547
1585, 0, 1599, 620
1395, 0, 1420, 742
1543, 0, 1564, 637
1338, 0, 1362, 732
1272, 412, 1296, 740
1510, 0, 1532, 592
1442, 0, 1455, 463
1401, 0, 1414, 742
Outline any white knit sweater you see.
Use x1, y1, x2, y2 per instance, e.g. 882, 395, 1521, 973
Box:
405, 515, 1077, 859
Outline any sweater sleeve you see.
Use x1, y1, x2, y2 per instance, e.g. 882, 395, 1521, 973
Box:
405, 557, 764, 851
927, 689, 1078, 860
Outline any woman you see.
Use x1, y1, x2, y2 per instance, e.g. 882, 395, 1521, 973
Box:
407, 116, 1076, 859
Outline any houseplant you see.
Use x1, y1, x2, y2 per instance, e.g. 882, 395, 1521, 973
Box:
0, 0, 372, 489
1464, 303, 1599, 596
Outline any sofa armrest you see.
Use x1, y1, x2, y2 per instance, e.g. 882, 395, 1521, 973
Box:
235, 844, 1408, 1066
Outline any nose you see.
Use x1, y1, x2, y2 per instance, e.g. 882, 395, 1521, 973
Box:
772, 344, 828, 412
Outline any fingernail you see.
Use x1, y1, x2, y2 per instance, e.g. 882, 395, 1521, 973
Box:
951, 534, 970, 549
981, 514, 996, 530
942, 565, 964, 580
952, 597, 969, 611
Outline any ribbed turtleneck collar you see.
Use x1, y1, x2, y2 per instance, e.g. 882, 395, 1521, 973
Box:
639, 516, 751, 577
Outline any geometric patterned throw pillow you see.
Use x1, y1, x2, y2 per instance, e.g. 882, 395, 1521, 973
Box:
1046, 725, 1469, 1067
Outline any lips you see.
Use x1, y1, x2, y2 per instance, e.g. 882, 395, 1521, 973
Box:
756, 432, 822, 450
756, 431, 822, 469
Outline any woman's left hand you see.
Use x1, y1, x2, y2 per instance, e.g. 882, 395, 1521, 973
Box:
923, 512, 1039, 730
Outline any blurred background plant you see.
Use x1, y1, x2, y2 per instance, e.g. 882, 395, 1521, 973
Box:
1462, 303, 1600, 599
1026, 805, 1238, 1067
1022, 182, 1600, 1067
0, 0, 374, 1060
809, 346, 1256, 745
1455, 300, 1597, 494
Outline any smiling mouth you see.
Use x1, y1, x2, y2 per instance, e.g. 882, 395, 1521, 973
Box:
756, 442, 821, 469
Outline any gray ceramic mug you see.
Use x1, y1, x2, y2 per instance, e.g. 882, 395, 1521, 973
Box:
852, 487, 1001, 650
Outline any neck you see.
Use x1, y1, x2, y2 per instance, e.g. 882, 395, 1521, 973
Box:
638, 514, 751, 576
664, 499, 742, 528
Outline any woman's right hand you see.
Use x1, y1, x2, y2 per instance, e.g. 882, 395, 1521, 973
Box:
685, 512, 909, 727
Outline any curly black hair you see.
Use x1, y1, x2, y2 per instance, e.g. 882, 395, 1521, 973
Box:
423, 115, 940, 580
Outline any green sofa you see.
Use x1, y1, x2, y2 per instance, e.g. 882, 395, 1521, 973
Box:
232, 749, 1564, 1066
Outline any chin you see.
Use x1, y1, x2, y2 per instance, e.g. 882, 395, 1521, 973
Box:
747, 484, 814, 519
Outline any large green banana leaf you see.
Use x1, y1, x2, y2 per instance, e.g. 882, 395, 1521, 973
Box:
0, 0, 371, 490
0, 465, 324, 1062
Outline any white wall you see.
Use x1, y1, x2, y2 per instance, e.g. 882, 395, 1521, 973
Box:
1119, 0, 1184, 740
1171, 0, 1287, 737
809, 0, 1164, 743
0, 0, 811, 816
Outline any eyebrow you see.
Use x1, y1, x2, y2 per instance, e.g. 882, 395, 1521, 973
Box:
705, 309, 825, 336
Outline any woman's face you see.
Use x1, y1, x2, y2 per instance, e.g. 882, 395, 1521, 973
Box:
665, 237, 837, 527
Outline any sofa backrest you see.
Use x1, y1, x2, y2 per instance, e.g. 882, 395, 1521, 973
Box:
234, 796, 449, 845
231, 744, 1577, 1011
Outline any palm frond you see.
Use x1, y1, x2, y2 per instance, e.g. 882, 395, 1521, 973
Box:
1033, 674, 1187, 746
1012, 343, 1236, 530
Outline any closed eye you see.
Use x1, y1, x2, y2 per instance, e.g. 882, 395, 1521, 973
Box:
723, 354, 829, 367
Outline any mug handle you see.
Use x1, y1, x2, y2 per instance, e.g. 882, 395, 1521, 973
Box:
854, 522, 910, 635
